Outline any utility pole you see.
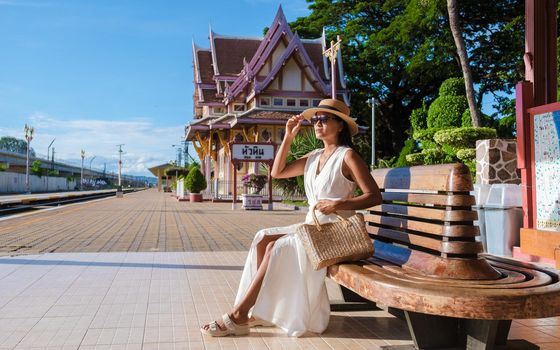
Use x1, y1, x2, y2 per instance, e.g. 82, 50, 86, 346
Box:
46, 138, 55, 192
117, 144, 124, 187
24, 124, 34, 194
323, 35, 342, 99
367, 97, 377, 167
80, 150, 85, 191
51, 148, 55, 170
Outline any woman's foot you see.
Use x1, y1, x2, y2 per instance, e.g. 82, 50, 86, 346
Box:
200, 312, 250, 337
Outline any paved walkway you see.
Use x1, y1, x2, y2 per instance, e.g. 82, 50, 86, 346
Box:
0, 190, 305, 255
0, 190, 558, 349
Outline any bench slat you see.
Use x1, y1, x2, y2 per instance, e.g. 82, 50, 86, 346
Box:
328, 261, 560, 319
371, 240, 500, 279
365, 214, 480, 238
366, 226, 483, 254
372, 163, 473, 192
363, 260, 552, 289
370, 204, 477, 222
382, 192, 475, 207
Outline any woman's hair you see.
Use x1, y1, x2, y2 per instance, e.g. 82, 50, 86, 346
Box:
336, 117, 354, 148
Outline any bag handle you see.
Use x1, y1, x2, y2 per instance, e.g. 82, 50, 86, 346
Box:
310, 204, 349, 232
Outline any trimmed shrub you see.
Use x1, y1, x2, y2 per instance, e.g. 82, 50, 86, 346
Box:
427, 95, 468, 129
409, 103, 428, 133
456, 148, 476, 161
405, 152, 425, 165
394, 139, 417, 168
461, 109, 472, 127
421, 148, 446, 165
413, 128, 440, 143
184, 167, 207, 193
439, 77, 466, 97
433, 127, 497, 148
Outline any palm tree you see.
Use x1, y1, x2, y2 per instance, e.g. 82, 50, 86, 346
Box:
447, 0, 481, 127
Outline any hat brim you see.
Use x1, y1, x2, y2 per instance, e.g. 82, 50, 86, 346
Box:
301, 107, 359, 136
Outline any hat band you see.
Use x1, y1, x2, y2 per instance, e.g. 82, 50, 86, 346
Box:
317, 104, 346, 115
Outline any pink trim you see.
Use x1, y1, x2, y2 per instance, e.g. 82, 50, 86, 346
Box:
259, 90, 328, 98
254, 34, 329, 95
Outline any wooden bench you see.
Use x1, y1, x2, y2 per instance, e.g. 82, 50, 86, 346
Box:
327, 163, 560, 350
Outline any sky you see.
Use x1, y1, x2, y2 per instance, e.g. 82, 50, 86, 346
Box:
0, 0, 311, 177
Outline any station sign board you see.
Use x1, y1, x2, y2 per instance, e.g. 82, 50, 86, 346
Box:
231, 143, 275, 162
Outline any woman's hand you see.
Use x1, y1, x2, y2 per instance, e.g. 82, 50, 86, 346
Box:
314, 199, 341, 215
285, 114, 304, 140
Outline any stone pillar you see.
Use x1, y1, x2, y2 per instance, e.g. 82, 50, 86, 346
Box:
476, 139, 521, 184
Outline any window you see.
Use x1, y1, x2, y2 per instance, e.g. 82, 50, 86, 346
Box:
273, 98, 283, 106
299, 99, 309, 107
286, 99, 296, 107
213, 107, 225, 114
312, 99, 321, 107
260, 97, 270, 106
233, 104, 245, 112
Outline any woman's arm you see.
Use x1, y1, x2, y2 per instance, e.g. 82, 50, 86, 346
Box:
270, 114, 308, 179
315, 149, 382, 214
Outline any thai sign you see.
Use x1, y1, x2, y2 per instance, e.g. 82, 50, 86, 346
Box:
534, 110, 560, 231
231, 143, 275, 161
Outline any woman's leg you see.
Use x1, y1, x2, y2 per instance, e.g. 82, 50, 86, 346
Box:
256, 234, 284, 269
202, 235, 283, 331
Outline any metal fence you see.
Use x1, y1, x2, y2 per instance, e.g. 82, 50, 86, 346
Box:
206, 179, 306, 201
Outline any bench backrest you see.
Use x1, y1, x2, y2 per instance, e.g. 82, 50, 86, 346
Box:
368, 163, 501, 280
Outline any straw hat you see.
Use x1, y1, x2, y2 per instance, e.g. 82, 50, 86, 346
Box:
300, 99, 358, 136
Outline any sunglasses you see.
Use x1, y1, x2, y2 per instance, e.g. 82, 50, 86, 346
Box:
310, 115, 338, 125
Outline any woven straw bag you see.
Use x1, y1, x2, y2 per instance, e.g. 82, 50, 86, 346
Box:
296, 206, 373, 270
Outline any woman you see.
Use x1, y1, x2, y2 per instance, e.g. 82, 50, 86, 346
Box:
201, 98, 382, 337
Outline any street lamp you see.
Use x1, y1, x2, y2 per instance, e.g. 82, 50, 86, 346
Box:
89, 156, 97, 188
366, 97, 377, 168
89, 156, 96, 172
24, 124, 34, 194
46, 138, 55, 192
80, 149, 85, 191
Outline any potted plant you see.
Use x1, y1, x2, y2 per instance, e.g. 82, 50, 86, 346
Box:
241, 173, 268, 210
184, 166, 207, 202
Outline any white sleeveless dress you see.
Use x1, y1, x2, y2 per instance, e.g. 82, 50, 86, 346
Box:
234, 146, 356, 337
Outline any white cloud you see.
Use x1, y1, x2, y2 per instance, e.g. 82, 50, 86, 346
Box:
2, 113, 185, 177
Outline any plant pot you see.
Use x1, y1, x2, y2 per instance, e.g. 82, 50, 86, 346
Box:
189, 193, 203, 202
242, 194, 263, 210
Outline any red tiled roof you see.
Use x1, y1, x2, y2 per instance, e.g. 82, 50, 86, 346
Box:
214, 38, 261, 76
197, 50, 214, 84
303, 43, 327, 81
201, 89, 222, 103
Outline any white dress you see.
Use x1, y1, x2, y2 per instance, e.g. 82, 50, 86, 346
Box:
234, 146, 356, 337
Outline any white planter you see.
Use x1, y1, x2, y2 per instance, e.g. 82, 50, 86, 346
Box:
242, 194, 263, 210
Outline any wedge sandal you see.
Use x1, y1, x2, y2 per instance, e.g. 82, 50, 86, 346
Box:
248, 317, 275, 328
200, 313, 250, 337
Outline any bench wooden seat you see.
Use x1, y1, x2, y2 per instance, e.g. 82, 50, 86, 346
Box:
327, 163, 560, 350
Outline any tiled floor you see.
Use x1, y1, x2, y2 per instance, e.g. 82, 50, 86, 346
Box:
0, 190, 559, 349
0, 252, 413, 350
0, 252, 559, 349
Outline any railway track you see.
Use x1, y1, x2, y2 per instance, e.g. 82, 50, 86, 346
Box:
0, 189, 139, 216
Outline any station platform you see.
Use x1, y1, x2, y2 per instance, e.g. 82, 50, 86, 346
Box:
0, 190, 117, 207
0, 189, 558, 349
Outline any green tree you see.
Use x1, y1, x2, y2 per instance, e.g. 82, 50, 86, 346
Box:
184, 167, 207, 194
0, 136, 35, 156
289, 0, 525, 159
31, 160, 43, 177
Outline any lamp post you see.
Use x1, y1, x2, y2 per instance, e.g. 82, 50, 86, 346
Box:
46, 138, 55, 192
24, 124, 34, 194
367, 97, 376, 168
89, 156, 96, 188
80, 149, 85, 191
